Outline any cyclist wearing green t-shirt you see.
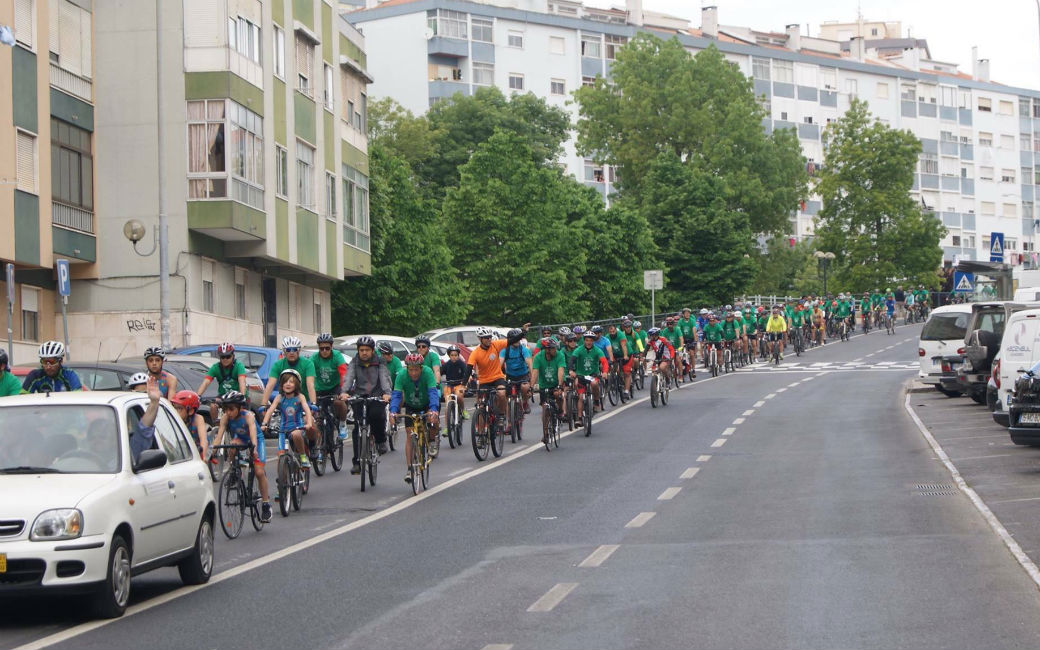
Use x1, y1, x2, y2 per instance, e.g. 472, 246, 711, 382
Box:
0, 348, 21, 397
310, 332, 349, 432
196, 342, 247, 397
264, 336, 317, 406
532, 339, 566, 444
414, 335, 441, 386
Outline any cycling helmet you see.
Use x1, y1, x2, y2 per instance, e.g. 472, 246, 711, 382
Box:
221, 390, 247, 406
633, 321, 642, 329
217, 342, 235, 356
38, 340, 65, 360
507, 328, 525, 345
591, 325, 603, 334
647, 327, 661, 337
541, 326, 553, 335
415, 334, 431, 346
572, 325, 585, 335
582, 331, 596, 339
404, 353, 424, 366
170, 390, 201, 411
541, 337, 558, 350
558, 326, 572, 337
621, 319, 633, 328
682, 307, 691, 313
143, 346, 166, 361
625, 313, 635, 321
699, 309, 708, 315
128, 372, 149, 388
355, 336, 376, 349
279, 369, 303, 387
317, 332, 334, 344
377, 341, 394, 355
565, 333, 578, 342
282, 336, 302, 350
475, 326, 494, 338
446, 345, 461, 355
0, 348, 7, 368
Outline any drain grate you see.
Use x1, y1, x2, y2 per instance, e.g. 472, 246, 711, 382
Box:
914, 484, 957, 496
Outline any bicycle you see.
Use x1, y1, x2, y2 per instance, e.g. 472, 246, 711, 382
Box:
540, 388, 561, 451
211, 443, 265, 539
723, 341, 735, 374
386, 402, 399, 451
792, 327, 804, 357
577, 376, 595, 437
679, 346, 693, 383
771, 334, 782, 366
313, 395, 345, 476
605, 361, 622, 407
565, 380, 579, 432
347, 396, 383, 492
444, 387, 465, 450
649, 363, 670, 408
471, 387, 505, 461
505, 379, 526, 444
400, 411, 432, 495
267, 418, 307, 517
885, 311, 895, 335
707, 342, 721, 378
632, 353, 646, 391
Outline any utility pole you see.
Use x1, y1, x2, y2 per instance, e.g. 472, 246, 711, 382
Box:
156, 0, 170, 349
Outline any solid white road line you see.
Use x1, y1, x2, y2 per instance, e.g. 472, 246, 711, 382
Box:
722, 427, 736, 436
658, 487, 682, 500
625, 512, 656, 528
754, 400, 766, 407
905, 393, 1040, 591
711, 438, 727, 447
579, 544, 620, 568
680, 467, 700, 479
697, 455, 712, 462
527, 583, 579, 612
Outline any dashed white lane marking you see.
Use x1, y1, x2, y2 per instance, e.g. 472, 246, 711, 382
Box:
866, 353, 875, 357
625, 512, 656, 528
658, 487, 682, 500
697, 455, 712, 462
711, 438, 727, 447
733, 417, 745, 424
765, 393, 777, 399
742, 409, 755, 416
903, 338, 913, 343
722, 427, 736, 436
527, 583, 579, 612
776, 387, 787, 393
801, 376, 815, 382
482, 645, 514, 650
787, 382, 801, 388
579, 544, 620, 568
680, 467, 700, 479
753, 400, 766, 407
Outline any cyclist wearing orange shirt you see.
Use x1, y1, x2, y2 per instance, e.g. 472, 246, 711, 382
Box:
468, 323, 529, 420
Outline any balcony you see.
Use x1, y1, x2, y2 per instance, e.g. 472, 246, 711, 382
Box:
51, 202, 93, 233
188, 200, 266, 242
49, 62, 91, 102
427, 36, 468, 57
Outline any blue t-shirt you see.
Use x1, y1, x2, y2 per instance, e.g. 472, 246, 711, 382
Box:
592, 336, 612, 358
22, 367, 83, 393
885, 298, 896, 314
278, 394, 306, 431
502, 344, 531, 378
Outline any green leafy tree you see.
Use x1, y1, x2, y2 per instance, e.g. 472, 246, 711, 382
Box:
581, 201, 659, 319
444, 131, 589, 324
331, 145, 468, 335
813, 98, 945, 291
750, 236, 818, 297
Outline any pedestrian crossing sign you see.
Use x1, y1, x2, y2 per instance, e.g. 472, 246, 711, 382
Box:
990, 232, 1004, 262
954, 271, 974, 293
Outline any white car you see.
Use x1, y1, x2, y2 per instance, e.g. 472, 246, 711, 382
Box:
917, 304, 971, 394
419, 326, 509, 348
0, 392, 216, 618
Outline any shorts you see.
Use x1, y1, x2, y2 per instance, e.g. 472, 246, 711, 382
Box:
537, 387, 561, 404
575, 375, 598, 394
232, 432, 265, 465
316, 388, 341, 399
767, 332, 783, 342
505, 373, 530, 384
478, 379, 507, 391
622, 357, 635, 373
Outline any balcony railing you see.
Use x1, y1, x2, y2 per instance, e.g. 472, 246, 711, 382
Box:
51, 202, 94, 234
49, 63, 92, 102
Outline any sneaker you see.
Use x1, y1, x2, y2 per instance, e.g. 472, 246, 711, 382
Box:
542, 433, 549, 444
300, 454, 311, 468
350, 461, 361, 475
338, 425, 348, 441
779, 353, 784, 360
462, 409, 470, 420
404, 473, 413, 484
260, 502, 272, 522
377, 442, 389, 455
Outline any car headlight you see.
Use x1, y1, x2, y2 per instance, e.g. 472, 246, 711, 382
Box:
30, 509, 83, 541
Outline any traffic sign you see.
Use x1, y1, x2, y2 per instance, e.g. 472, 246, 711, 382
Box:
953, 271, 975, 293
643, 270, 664, 291
990, 232, 1005, 262
56, 259, 70, 297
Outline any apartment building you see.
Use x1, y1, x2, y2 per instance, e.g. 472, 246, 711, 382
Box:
2, 0, 96, 363
346, 0, 1040, 267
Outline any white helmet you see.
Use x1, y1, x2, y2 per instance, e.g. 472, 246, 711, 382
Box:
475, 326, 493, 338
282, 336, 302, 349
128, 372, 149, 388
37, 340, 65, 360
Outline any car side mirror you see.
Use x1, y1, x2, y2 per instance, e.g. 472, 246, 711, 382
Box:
133, 449, 168, 473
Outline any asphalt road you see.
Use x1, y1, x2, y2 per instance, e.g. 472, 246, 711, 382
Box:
6, 325, 1040, 650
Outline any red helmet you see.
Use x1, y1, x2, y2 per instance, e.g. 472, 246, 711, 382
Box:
404, 353, 424, 366
217, 342, 235, 356
170, 390, 201, 411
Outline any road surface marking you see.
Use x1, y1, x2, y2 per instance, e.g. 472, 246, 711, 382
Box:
852, 358, 863, 362
579, 545, 620, 568
866, 353, 875, 357
733, 417, 745, 424
754, 400, 766, 407
697, 455, 712, 462
801, 376, 815, 381
658, 487, 682, 500
722, 427, 736, 436
680, 467, 700, 479
776, 387, 787, 393
742, 409, 755, 416
527, 583, 579, 612
949, 454, 1018, 461
482, 645, 514, 650
711, 438, 727, 447
788, 382, 801, 388
992, 496, 1040, 504
625, 512, 656, 528
765, 393, 776, 399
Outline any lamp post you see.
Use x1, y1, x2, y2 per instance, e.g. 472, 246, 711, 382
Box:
814, 251, 836, 295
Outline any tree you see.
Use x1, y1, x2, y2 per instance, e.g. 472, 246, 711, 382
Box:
331, 144, 468, 335
574, 35, 807, 236
581, 201, 659, 319
444, 131, 589, 324
749, 236, 819, 297
813, 99, 945, 291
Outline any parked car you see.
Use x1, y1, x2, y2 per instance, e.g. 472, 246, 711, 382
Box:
1008, 360, 1040, 446
418, 326, 508, 348
172, 344, 282, 384
917, 304, 971, 396
0, 391, 216, 617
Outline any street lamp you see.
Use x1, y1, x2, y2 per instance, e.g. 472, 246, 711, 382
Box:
814, 250, 836, 295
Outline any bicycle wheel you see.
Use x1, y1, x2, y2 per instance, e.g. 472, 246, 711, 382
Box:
454, 407, 464, 447
207, 447, 224, 483
446, 402, 457, 450
584, 393, 593, 437
330, 433, 344, 472
471, 407, 490, 461
606, 373, 619, 406
635, 364, 645, 391
388, 417, 398, 451
277, 455, 291, 517
506, 400, 517, 444
312, 429, 327, 477
650, 374, 659, 408
218, 473, 245, 539
360, 428, 370, 492
409, 435, 420, 495
249, 493, 264, 532
367, 436, 377, 487
491, 416, 505, 458
662, 379, 669, 405
291, 464, 304, 511
420, 435, 430, 490
551, 411, 560, 449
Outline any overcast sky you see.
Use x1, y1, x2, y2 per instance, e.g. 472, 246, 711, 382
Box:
583, 0, 1040, 91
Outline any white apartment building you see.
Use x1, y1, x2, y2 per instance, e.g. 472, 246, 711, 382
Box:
346, 0, 1040, 268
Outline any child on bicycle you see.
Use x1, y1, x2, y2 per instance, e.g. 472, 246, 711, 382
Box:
261, 369, 315, 470
441, 345, 469, 421
170, 389, 208, 460
215, 390, 271, 522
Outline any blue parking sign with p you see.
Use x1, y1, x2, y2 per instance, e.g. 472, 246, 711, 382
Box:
57, 259, 70, 297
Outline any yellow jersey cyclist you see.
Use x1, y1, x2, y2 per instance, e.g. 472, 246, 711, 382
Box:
765, 306, 788, 360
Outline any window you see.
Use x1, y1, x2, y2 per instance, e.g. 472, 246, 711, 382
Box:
940, 130, 956, 143
313, 290, 325, 331
51, 118, 93, 213
845, 78, 858, 97
472, 17, 493, 43
920, 153, 938, 175
428, 63, 462, 81
951, 235, 961, 246
16, 130, 38, 195
1023, 134, 1033, 152
187, 100, 227, 199
1024, 167, 1033, 185
1036, 167, 1040, 185
959, 89, 971, 109
508, 73, 524, 91
472, 62, 493, 86
1000, 134, 1015, 150
48, 0, 92, 78
604, 34, 626, 60
550, 78, 565, 96
979, 166, 994, 180
275, 145, 288, 198
803, 116, 814, 124
900, 82, 916, 102
978, 97, 992, 112
229, 16, 261, 64
201, 260, 214, 313
342, 165, 370, 252
20, 286, 38, 342
584, 159, 605, 183
918, 83, 937, 104
1034, 98, 1040, 118
1007, 239, 1019, 251
227, 101, 264, 208
780, 111, 788, 121
324, 171, 336, 219
871, 27, 878, 36
296, 141, 315, 210
999, 100, 1014, 116
820, 68, 836, 90
323, 63, 334, 110
549, 36, 565, 55
274, 26, 285, 78
941, 86, 956, 106
15, 0, 34, 49
296, 34, 314, 97
773, 60, 793, 83
582, 76, 595, 88
235, 268, 246, 320
1004, 203, 1018, 217
1002, 168, 1016, 183
752, 57, 770, 81
153, 408, 192, 463
427, 9, 467, 39
507, 30, 523, 48
979, 132, 993, 147
876, 82, 889, 99
359, 94, 367, 133
981, 201, 995, 215
580, 34, 601, 58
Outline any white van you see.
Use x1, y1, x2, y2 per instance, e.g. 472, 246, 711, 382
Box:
918, 304, 972, 393
998, 308, 1040, 409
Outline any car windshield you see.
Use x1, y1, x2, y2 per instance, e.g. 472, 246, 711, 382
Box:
921, 313, 968, 341
0, 405, 121, 474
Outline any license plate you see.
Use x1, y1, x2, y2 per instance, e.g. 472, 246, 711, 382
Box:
0, 553, 5, 573
1020, 412, 1040, 424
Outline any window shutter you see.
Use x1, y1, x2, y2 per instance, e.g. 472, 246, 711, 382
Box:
16, 132, 37, 194
58, 1, 82, 76
48, 0, 59, 54
21, 286, 39, 312
14, 0, 34, 47
79, 7, 91, 79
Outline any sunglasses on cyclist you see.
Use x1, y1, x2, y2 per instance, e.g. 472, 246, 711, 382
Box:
416, 344, 429, 348
284, 347, 300, 353
318, 346, 332, 351
219, 354, 233, 360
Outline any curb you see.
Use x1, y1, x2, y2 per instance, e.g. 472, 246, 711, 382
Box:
904, 378, 933, 394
